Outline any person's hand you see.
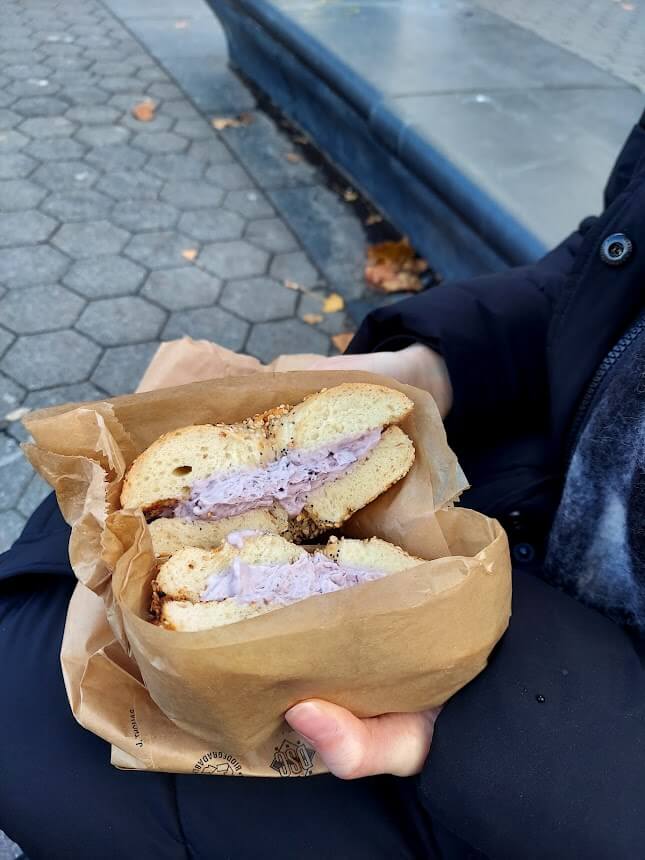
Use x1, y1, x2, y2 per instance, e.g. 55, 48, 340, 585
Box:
285, 700, 441, 778
309, 344, 453, 419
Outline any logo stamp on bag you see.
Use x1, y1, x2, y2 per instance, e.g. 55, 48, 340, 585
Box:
192, 751, 242, 775
270, 739, 316, 776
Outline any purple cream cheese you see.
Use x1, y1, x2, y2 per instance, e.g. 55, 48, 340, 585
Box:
200, 551, 386, 605
175, 429, 381, 521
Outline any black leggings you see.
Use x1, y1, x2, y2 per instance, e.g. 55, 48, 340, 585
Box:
0, 495, 443, 860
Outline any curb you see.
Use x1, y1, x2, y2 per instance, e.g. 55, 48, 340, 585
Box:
206, 0, 547, 279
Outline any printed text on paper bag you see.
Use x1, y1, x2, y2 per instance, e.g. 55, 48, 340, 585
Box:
129, 708, 144, 748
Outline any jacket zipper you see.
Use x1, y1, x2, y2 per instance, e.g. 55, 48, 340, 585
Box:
566, 311, 645, 467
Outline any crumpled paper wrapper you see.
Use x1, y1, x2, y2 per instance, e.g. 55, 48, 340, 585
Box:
22, 338, 511, 777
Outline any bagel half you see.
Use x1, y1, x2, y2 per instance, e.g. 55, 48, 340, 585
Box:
122, 383, 415, 546
155, 533, 424, 632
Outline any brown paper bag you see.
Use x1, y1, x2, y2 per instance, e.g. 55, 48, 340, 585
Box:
24, 340, 511, 777
136, 337, 323, 392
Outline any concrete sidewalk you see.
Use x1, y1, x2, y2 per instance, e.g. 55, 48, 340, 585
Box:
478, 0, 645, 92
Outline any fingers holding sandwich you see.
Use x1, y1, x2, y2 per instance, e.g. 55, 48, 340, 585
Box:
285, 699, 441, 778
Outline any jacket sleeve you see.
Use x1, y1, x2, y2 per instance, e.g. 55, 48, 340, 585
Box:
347, 258, 575, 432
603, 109, 645, 207
419, 571, 645, 860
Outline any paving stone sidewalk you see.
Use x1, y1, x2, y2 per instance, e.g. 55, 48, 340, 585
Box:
0, 0, 382, 559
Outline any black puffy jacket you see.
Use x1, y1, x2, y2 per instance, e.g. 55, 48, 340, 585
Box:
349, 110, 645, 859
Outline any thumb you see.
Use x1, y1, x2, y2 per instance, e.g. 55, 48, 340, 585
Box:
285, 699, 438, 779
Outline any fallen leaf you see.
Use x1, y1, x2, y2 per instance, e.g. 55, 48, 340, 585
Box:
367, 266, 424, 292
365, 238, 427, 293
284, 279, 320, 298
211, 117, 236, 131
181, 248, 198, 261
4, 406, 30, 422
175, 19, 189, 28
365, 212, 383, 225
367, 237, 425, 268
322, 292, 344, 313
211, 112, 255, 130
131, 100, 157, 122
343, 187, 358, 202
332, 332, 354, 352
285, 151, 301, 163
302, 313, 323, 325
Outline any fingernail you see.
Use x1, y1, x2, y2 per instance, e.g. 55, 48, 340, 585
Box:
285, 702, 329, 746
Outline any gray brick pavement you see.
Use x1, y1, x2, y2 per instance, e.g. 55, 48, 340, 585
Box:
0, 0, 380, 568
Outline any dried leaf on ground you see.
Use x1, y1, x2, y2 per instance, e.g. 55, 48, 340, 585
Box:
181, 248, 198, 262
302, 313, 323, 325
332, 332, 354, 352
4, 406, 30, 422
365, 238, 427, 293
283, 280, 320, 298
365, 212, 383, 226
211, 112, 254, 131
343, 188, 358, 202
131, 100, 157, 122
285, 152, 301, 163
322, 293, 344, 313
